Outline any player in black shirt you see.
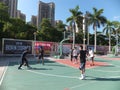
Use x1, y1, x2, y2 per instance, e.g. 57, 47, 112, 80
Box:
18, 48, 31, 69
38, 46, 44, 65
78, 45, 87, 80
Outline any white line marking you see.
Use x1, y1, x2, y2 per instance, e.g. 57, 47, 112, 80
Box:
26, 68, 120, 90
0, 62, 9, 86
110, 64, 120, 67
69, 75, 120, 89
90, 64, 120, 73
27, 70, 79, 79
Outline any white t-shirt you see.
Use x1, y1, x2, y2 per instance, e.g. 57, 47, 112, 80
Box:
73, 49, 77, 56
89, 50, 94, 57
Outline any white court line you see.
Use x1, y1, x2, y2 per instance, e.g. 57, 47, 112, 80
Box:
111, 64, 120, 67
0, 62, 9, 86
91, 63, 120, 73
27, 70, 79, 79
69, 75, 120, 89
27, 69, 120, 90
27, 69, 120, 79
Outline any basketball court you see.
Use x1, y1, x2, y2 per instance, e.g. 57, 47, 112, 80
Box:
0, 56, 120, 90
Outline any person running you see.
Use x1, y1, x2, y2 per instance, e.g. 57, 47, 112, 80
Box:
88, 48, 94, 66
18, 47, 31, 69
38, 46, 44, 65
78, 45, 87, 80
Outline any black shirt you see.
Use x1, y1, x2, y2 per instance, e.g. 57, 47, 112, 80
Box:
79, 50, 87, 63
21, 50, 28, 59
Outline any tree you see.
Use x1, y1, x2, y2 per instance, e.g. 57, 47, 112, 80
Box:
0, 2, 10, 43
87, 8, 107, 52
103, 20, 115, 52
66, 5, 83, 48
38, 18, 62, 42
2, 18, 36, 40
112, 21, 120, 55
55, 21, 67, 39
24, 23, 37, 40
3, 18, 26, 38
55, 21, 66, 31
0, 2, 9, 22
96, 31, 107, 45
112, 21, 120, 43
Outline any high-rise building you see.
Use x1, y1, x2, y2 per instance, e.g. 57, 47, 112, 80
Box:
37, 1, 55, 28
31, 15, 37, 27
0, 0, 18, 18
17, 10, 26, 21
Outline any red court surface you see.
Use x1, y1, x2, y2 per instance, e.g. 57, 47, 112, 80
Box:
55, 59, 108, 69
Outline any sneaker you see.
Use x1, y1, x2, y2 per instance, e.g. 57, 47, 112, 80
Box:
18, 67, 22, 69
79, 76, 85, 80
79, 74, 85, 80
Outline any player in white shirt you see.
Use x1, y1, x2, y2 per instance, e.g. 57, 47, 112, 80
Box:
88, 48, 94, 66
72, 47, 78, 64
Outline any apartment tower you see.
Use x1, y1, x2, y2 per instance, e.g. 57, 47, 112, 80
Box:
37, 1, 55, 28
0, 0, 18, 18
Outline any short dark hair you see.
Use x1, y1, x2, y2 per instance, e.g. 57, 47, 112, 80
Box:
80, 45, 83, 49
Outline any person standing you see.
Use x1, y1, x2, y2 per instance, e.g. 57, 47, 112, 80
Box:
88, 48, 94, 66
70, 48, 73, 62
38, 46, 44, 65
18, 48, 31, 69
78, 45, 87, 80
72, 47, 78, 64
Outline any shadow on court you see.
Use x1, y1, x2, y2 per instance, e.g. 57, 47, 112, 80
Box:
86, 76, 120, 81
8, 59, 67, 68
27, 67, 53, 70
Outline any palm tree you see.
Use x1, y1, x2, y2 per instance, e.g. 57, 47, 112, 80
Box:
112, 21, 120, 35
97, 31, 107, 45
87, 8, 107, 52
112, 21, 120, 55
103, 20, 115, 53
85, 12, 90, 45
66, 5, 83, 48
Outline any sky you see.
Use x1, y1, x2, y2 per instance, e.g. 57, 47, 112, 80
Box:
18, 0, 120, 32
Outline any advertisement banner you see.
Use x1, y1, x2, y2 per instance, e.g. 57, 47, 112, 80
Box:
34, 41, 54, 55
3, 39, 32, 54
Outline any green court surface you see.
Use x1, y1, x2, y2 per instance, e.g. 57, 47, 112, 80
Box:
0, 57, 120, 90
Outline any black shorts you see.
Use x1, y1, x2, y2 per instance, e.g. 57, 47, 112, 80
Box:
38, 54, 43, 59
79, 62, 86, 70
73, 56, 77, 59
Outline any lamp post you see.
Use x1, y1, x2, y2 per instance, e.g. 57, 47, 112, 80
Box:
72, 21, 75, 49
115, 30, 118, 56
34, 32, 37, 41
33, 32, 37, 57
63, 28, 66, 39
83, 15, 86, 50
